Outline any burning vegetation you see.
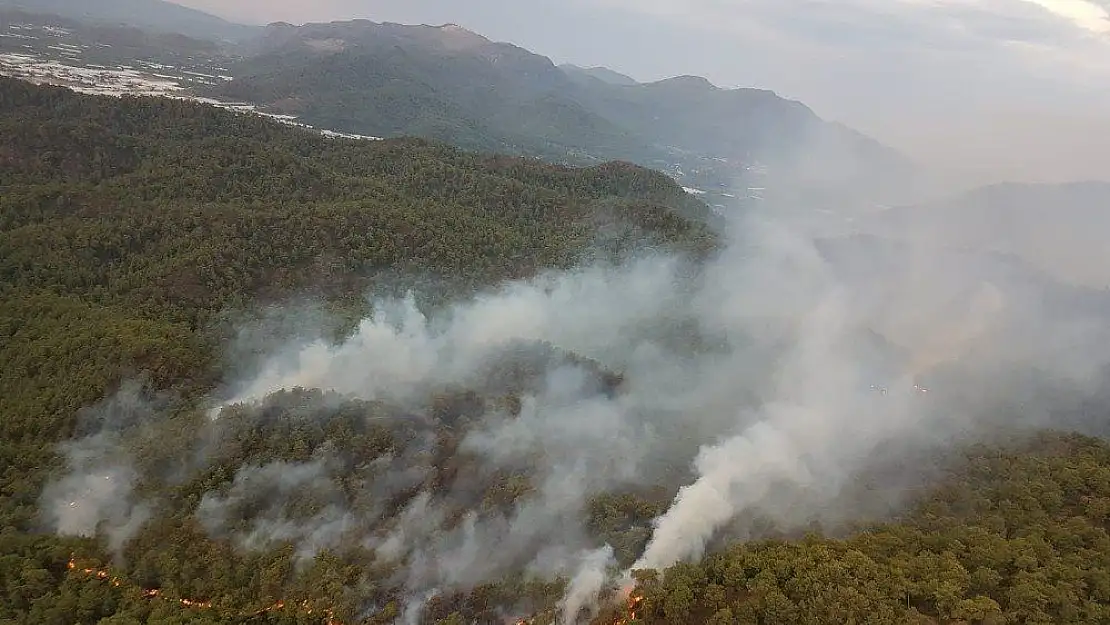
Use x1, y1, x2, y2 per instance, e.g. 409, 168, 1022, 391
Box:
616, 593, 644, 625
66, 556, 341, 624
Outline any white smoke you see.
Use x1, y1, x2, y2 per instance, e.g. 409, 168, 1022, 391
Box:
560, 546, 616, 625
45, 186, 1110, 619
222, 256, 688, 410
196, 455, 358, 561
40, 380, 163, 553
622, 210, 1110, 579
42, 456, 151, 552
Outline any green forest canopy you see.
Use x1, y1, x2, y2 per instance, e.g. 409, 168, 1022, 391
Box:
0, 76, 711, 623
1, 78, 1109, 625
0, 73, 712, 513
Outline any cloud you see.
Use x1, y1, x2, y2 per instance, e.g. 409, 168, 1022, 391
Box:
584, 0, 1107, 58
1021, 0, 1110, 33
570, 0, 1110, 94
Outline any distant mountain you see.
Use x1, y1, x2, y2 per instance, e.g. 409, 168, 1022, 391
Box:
0, 0, 256, 42
210, 20, 913, 203
859, 181, 1110, 288
0, 8, 226, 65
0, 13, 917, 204
215, 21, 653, 163
559, 63, 638, 86
571, 75, 916, 198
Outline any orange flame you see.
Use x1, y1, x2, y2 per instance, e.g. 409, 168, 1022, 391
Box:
67, 557, 122, 587
612, 592, 644, 625
67, 556, 341, 624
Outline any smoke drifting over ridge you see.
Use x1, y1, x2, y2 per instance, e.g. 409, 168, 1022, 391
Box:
41, 194, 1110, 622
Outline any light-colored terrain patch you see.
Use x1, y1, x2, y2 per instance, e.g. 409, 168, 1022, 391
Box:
304, 38, 347, 53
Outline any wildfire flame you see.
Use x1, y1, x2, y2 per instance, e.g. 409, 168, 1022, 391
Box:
613, 592, 644, 625
67, 557, 122, 587
67, 556, 341, 624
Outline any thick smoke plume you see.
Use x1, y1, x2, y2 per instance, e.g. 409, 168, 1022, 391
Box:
41, 380, 168, 553
43, 188, 1110, 621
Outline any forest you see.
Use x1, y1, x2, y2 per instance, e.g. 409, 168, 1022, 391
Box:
0, 77, 710, 623
2, 77, 1110, 625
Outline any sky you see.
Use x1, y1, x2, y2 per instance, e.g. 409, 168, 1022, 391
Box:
173, 0, 1110, 184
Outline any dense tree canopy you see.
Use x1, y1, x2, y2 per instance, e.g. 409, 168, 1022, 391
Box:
608, 433, 1110, 625
2, 78, 1109, 625
0, 77, 712, 623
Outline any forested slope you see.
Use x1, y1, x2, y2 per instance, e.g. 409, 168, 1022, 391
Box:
0, 77, 713, 624
613, 433, 1110, 625
2, 77, 1110, 625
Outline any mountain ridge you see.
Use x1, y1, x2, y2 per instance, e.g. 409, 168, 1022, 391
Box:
0, 0, 255, 41
0, 8, 917, 204
209, 18, 915, 204
559, 63, 639, 86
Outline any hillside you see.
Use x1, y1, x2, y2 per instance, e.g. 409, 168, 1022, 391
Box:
0, 8, 230, 70
559, 64, 639, 87
610, 432, 1110, 625
0, 13, 919, 206
0, 76, 712, 313
0, 0, 255, 41
0, 70, 712, 547
209, 20, 915, 204
571, 76, 918, 203
3, 77, 1110, 625
214, 21, 655, 164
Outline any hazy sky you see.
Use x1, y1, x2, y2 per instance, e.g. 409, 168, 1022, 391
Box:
174, 0, 1110, 183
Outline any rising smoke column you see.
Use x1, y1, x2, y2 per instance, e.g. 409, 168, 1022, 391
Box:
560, 546, 616, 624
623, 208, 1110, 580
